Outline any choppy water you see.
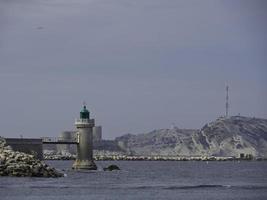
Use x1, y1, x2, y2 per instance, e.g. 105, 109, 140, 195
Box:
1, 161, 267, 200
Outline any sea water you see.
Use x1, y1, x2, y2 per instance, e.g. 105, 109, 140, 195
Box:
1, 161, 267, 200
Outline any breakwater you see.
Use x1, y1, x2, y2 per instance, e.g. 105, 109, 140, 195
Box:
43, 153, 266, 161
0, 137, 63, 177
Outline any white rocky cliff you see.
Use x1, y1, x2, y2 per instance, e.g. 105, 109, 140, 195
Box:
115, 116, 267, 158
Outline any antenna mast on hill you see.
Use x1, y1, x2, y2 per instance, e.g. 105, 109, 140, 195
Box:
226, 86, 229, 118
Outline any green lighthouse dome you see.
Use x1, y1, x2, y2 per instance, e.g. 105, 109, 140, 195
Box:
80, 105, 90, 119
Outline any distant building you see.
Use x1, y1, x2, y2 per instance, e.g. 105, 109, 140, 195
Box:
56, 131, 77, 154
55, 124, 102, 154
93, 126, 102, 142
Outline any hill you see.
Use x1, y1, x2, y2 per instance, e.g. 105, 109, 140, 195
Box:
115, 116, 267, 157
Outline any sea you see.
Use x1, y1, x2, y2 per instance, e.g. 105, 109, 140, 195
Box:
1, 160, 267, 200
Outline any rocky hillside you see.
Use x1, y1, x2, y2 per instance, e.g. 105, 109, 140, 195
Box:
115, 116, 267, 157
115, 128, 198, 156
195, 116, 267, 157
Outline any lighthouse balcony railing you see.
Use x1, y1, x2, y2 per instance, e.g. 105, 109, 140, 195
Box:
75, 118, 95, 124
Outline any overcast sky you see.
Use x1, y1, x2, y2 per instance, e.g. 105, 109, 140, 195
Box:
0, 0, 266, 139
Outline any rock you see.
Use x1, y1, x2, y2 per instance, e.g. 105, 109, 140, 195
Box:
0, 136, 63, 178
103, 164, 120, 171
0, 137, 6, 148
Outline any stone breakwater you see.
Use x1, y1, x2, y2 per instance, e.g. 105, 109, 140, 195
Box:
94, 155, 264, 161
0, 137, 63, 177
44, 152, 265, 161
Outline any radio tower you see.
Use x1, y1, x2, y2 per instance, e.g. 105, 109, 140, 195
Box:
226, 86, 229, 118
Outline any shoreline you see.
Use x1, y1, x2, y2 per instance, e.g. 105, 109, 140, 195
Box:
44, 155, 267, 161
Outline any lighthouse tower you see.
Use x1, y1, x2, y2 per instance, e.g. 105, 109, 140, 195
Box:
72, 104, 97, 170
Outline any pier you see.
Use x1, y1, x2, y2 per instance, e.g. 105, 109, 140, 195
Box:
41, 137, 78, 144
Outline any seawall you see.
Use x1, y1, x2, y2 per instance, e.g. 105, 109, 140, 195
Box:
5, 138, 43, 160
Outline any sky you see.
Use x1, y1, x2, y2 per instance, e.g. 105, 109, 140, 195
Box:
0, 0, 266, 139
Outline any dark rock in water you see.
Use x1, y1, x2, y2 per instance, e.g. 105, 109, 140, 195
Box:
103, 164, 120, 171
0, 137, 63, 178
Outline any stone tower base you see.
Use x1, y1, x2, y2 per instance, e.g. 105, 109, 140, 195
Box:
72, 159, 97, 170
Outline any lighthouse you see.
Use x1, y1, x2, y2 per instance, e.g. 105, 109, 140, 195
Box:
72, 104, 97, 170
